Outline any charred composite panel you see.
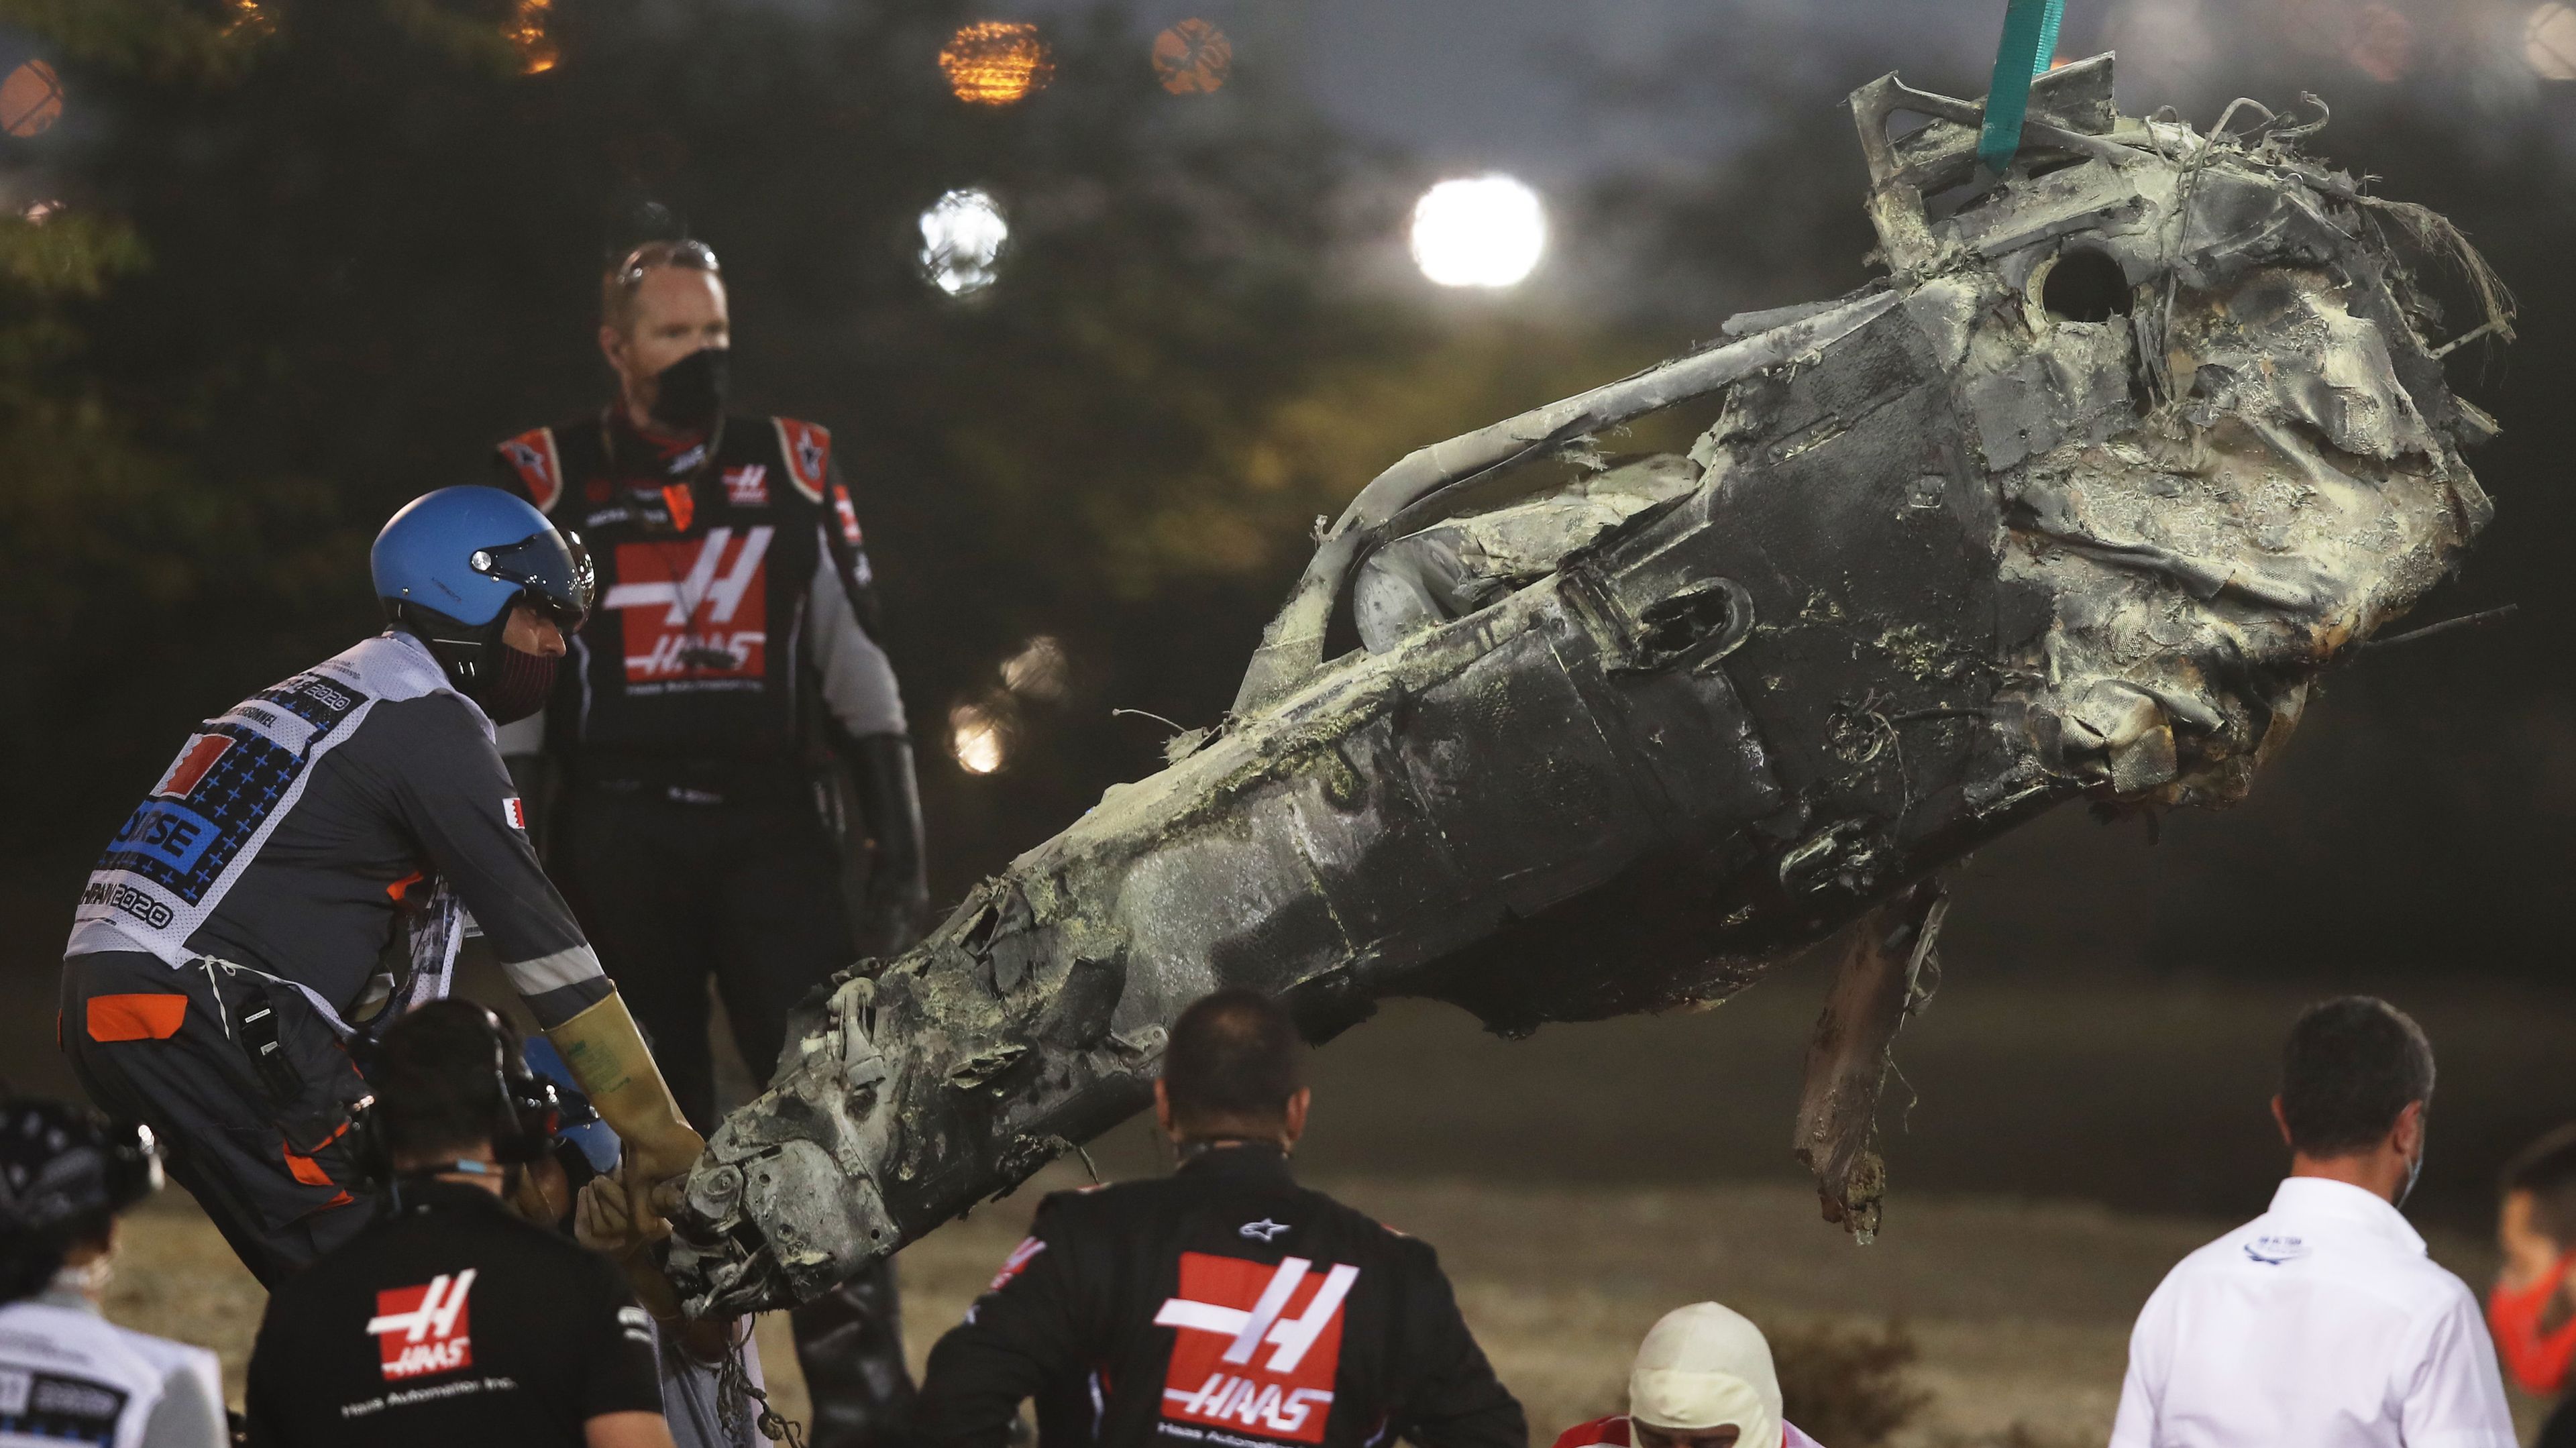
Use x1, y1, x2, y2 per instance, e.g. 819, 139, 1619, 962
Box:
668, 56, 2509, 1313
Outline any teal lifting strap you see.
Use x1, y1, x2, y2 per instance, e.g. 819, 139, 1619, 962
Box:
1978, 0, 2065, 175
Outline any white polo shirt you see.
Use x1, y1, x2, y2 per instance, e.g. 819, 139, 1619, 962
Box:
2109, 1176, 2515, 1448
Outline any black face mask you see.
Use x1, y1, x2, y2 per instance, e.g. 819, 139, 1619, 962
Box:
648, 347, 729, 433
482, 641, 561, 726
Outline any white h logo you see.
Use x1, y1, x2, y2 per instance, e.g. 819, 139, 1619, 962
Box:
366, 1270, 474, 1343
1153, 1256, 1358, 1374
602, 526, 773, 624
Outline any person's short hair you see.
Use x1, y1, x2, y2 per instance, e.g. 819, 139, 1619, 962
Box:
0, 1219, 107, 1306
2504, 1125, 2576, 1249
600, 238, 721, 334
373, 1001, 515, 1164
1161, 988, 1302, 1134
2277, 996, 2435, 1157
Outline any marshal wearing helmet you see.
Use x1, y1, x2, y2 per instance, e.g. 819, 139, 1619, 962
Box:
58, 488, 704, 1289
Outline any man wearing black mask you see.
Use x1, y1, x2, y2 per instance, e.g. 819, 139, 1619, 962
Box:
488, 239, 928, 1447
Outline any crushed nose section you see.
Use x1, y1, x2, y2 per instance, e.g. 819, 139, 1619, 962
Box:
668, 977, 907, 1315
669, 1139, 896, 1315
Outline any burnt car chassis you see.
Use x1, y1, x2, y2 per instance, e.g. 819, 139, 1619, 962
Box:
667, 56, 2512, 1314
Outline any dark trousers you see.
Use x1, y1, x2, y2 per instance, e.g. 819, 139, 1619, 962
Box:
557, 782, 857, 1131
556, 779, 916, 1448
59, 950, 376, 1286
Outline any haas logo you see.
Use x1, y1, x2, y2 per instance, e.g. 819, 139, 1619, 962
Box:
1155, 1253, 1358, 1444
367, 1270, 475, 1380
603, 526, 773, 681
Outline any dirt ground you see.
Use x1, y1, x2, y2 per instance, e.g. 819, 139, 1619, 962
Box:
30, 864, 2576, 1445
101, 1162, 2547, 1447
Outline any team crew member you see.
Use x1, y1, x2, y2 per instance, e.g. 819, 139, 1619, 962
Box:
916, 988, 1526, 1448
245, 1001, 672, 1448
60, 488, 704, 1286
2488, 1124, 2576, 1447
2109, 997, 2516, 1448
0, 1099, 224, 1448
1552, 1303, 1823, 1448
488, 237, 926, 1442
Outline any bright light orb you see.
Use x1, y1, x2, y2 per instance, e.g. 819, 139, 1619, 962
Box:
919, 187, 1009, 296
223, 0, 275, 39
1000, 635, 1068, 700
505, 0, 557, 74
0, 60, 63, 140
950, 702, 1006, 775
1153, 19, 1232, 96
941, 21, 1053, 106
2530, 3, 2576, 80
1409, 174, 1546, 289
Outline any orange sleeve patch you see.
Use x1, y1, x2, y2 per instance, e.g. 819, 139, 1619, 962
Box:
284, 1149, 335, 1187
773, 417, 832, 503
496, 427, 565, 514
85, 993, 186, 1042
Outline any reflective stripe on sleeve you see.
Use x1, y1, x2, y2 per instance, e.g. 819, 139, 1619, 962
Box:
500, 942, 604, 996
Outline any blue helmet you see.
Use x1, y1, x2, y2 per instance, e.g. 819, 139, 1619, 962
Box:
374, 486, 591, 630
373, 488, 593, 706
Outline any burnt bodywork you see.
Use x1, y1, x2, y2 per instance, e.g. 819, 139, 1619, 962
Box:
667, 58, 2510, 1313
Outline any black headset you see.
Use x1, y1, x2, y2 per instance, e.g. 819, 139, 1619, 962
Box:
484, 1009, 566, 1166
0, 1100, 162, 1237
0, 1100, 163, 1305
352, 1004, 568, 1185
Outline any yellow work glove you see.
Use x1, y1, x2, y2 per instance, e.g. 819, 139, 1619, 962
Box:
545, 989, 705, 1233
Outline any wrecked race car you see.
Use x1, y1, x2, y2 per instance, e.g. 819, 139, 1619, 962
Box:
666, 55, 2512, 1313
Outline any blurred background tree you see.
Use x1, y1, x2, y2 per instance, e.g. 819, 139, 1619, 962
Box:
0, 0, 1653, 905
0, 0, 2565, 995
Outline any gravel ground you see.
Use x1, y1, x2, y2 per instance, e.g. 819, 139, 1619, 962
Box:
105, 1165, 2548, 1447
52, 953, 2576, 1445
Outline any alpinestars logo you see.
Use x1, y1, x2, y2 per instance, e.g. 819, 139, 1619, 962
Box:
367, 1270, 476, 1380
602, 526, 773, 682
1155, 1253, 1358, 1444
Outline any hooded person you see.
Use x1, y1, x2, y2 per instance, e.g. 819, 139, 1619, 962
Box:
1552, 1303, 1824, 1448
58, 486, 704, 1288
